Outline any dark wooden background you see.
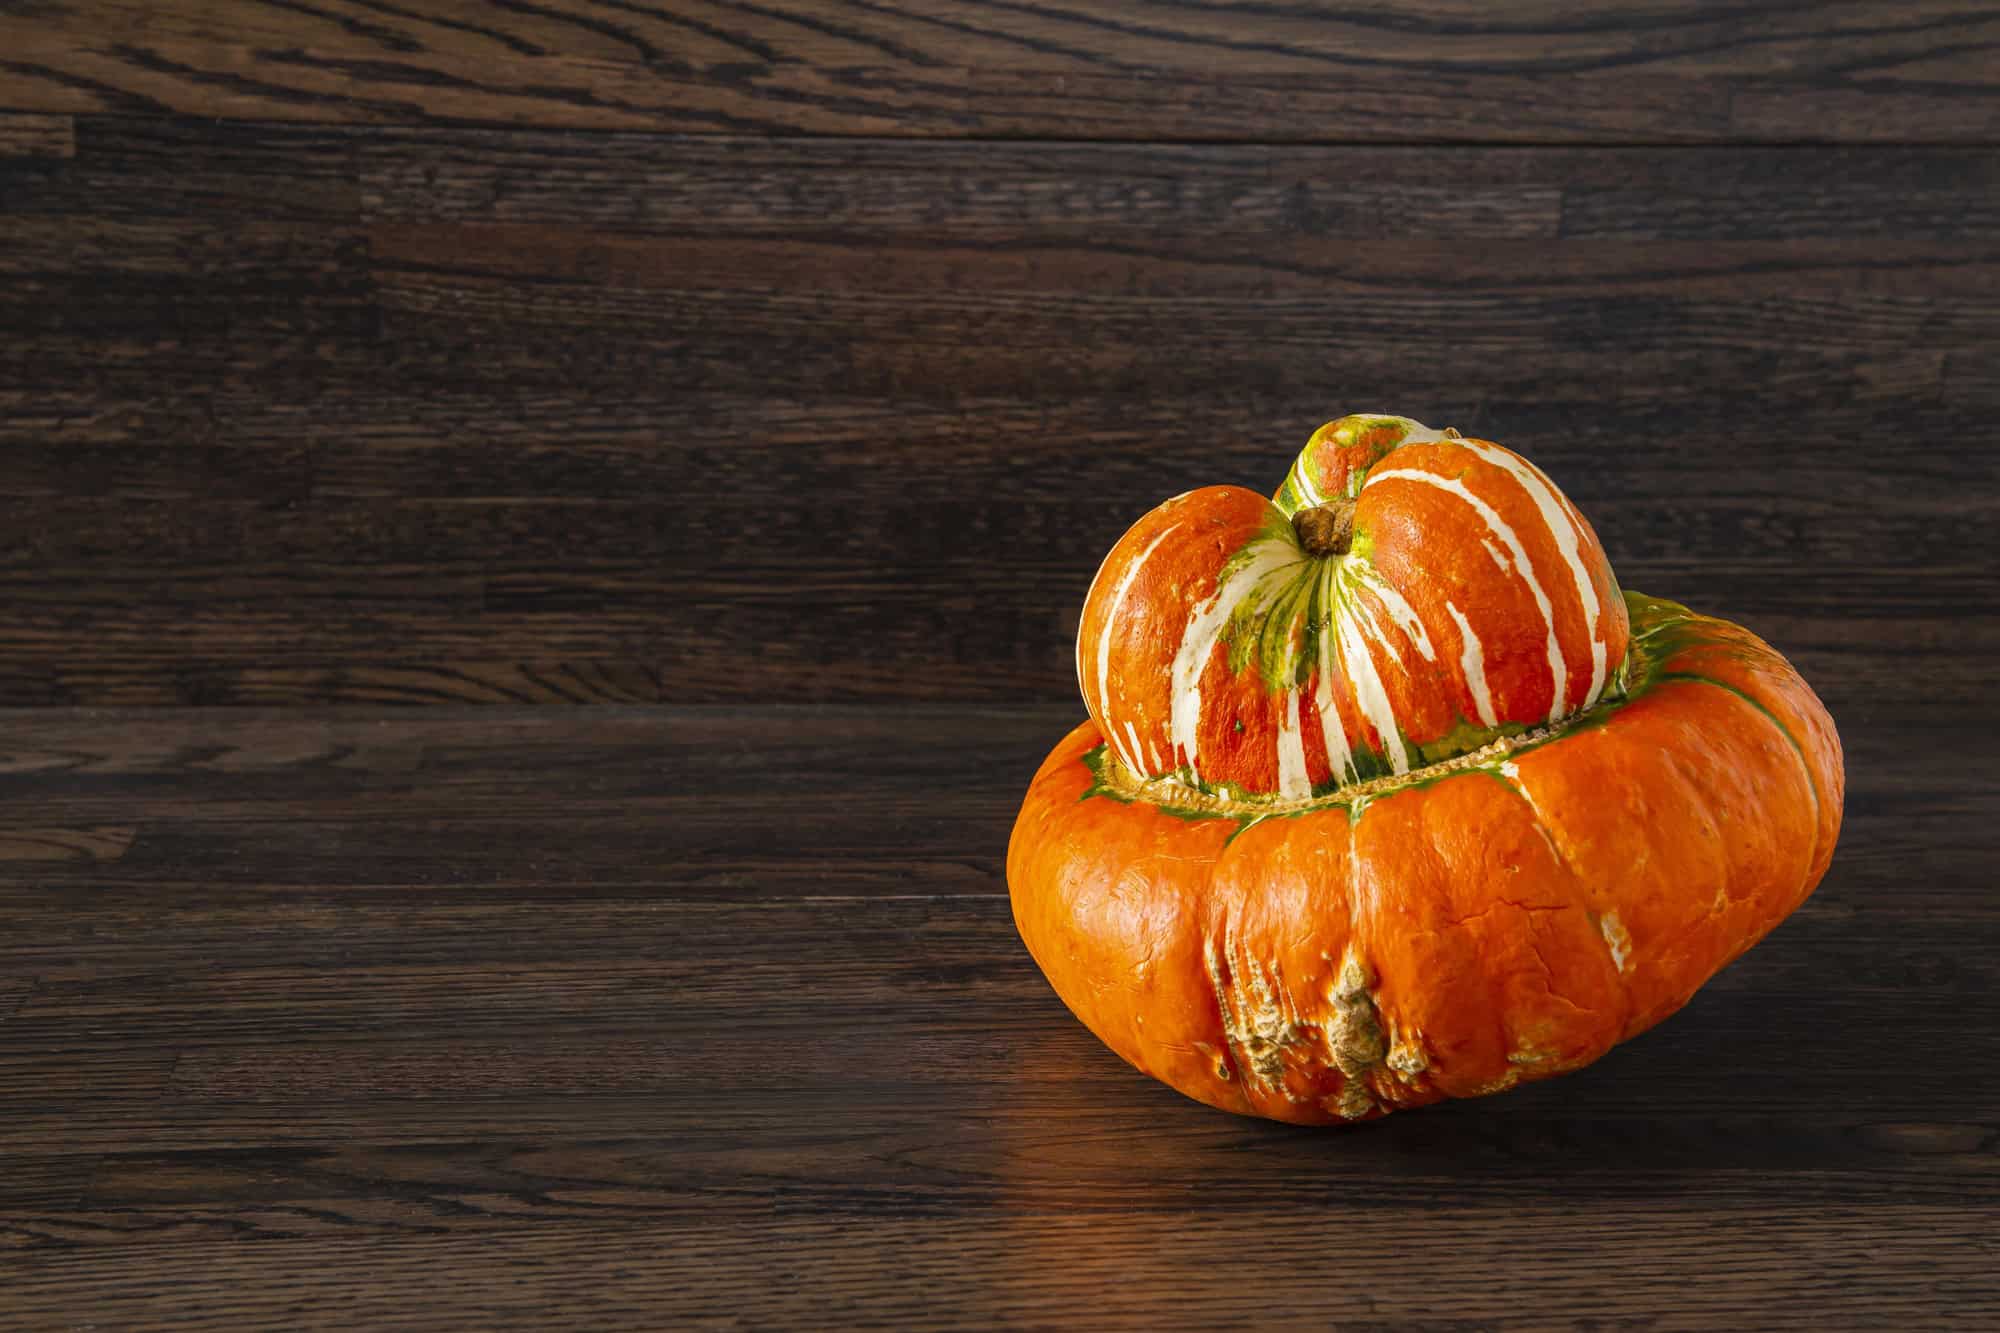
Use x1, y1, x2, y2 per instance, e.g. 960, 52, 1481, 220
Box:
3, 3, 1998, 1327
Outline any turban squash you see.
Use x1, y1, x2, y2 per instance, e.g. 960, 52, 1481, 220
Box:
1008, 415, 1843, 1125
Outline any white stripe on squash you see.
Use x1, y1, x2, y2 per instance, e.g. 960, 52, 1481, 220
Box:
1289, 451, 1326, 507
1444, 599, 1498, 728
1338, 594, 1413, 775
1087, 521, 1182, 774
1276, 688, 1310, 799
1169, 538, 1305, 782
1364, 578, 1437, 663
1312, 583, 1355, 784
1365, 466, 1568, 723
1464, 441, 1609, 707
1123, 721, 1148, 779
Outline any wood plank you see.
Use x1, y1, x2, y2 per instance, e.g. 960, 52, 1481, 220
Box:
27, 1100, 2000, 1221
7, 866, 1986, 982
0, 704, 1054, 791
1, 884, 1994, 1218
23, 122, 1993, 244
0, 806, 1020, 893
4, 2, 2000, 142
2, 1095, 1996, 1243
0, 1048, 176, 1104
356, 134, 1569, 241
0, 657, 658, 705
0, 406, 1978, 708
0, 709, 1978, 906
0, 474, 1977, 608
0, 827, 134, 862
1733, 80, 2000, 143
344, 238, 1998, 416
0, 218, 375, 353
16, 0, 1995, 85
358, 134, 2000, 242
1556, 148, 2000, 241
368, 224, 2000, 306
0, 214, 369, 277
7, 1064, 1995, 1163
0, 701, 1986, 1320
4, 1206, 1990, 1326
369, 231, 2000, 330
0, 117, 355, 220
9, 151, 1986, 709
0, 786, 1969, 894
0, 24, 1725, 143
0, 482, 1978, 714
0, 112, 73, 159
2, 905, 1991, 1059
0, 608, 1968, 717
0, 1154, 90, 1212
2, 123, 1994, 710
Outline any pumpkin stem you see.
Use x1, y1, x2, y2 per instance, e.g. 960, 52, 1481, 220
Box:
1293, 500, 1357, 557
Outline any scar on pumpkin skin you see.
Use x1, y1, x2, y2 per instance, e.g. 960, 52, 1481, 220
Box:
1201, 937, 1251, 1094
1323, 953, 1388, 1120
1386, 1034, 1429, 1076
1209, 938, 1390, 1121
1508, 1045, 1562, 1069
1204, 934, 1313, 1103
1598, 910, 1634, 973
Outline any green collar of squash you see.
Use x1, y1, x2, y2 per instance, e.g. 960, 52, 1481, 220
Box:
1079, 590, 1710, 832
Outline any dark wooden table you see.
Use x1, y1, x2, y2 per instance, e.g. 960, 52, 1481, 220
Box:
3, 3, 1999, 1327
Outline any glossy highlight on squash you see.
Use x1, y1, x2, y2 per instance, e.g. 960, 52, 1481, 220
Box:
1011, 417, 1843, 1125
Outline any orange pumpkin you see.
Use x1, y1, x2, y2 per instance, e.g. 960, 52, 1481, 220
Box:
1010, 415, 1843, 1124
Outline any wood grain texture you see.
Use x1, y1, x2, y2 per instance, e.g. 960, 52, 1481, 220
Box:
0, 112, 73, 159
4, 1, 2000, 142
0, 706, 1994, 1326
9, 1209, 1993, 1326
2, 118, 1996, 712
2, 4, 1996, 1323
